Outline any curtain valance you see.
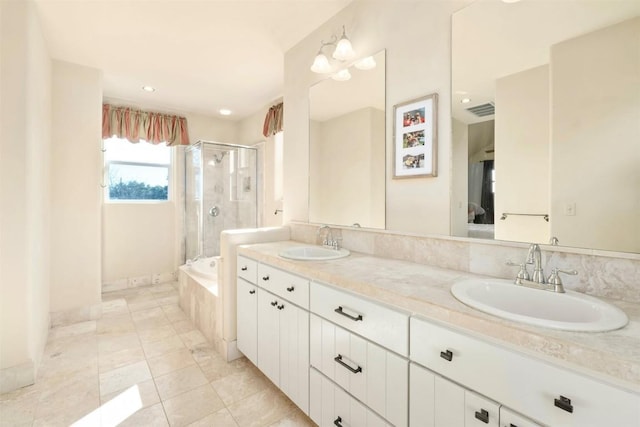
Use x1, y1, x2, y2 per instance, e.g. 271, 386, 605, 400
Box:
102, 104, 190, 146
262, 102, 283, 137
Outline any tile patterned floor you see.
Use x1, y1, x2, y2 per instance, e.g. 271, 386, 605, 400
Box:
0, 282, 315, 427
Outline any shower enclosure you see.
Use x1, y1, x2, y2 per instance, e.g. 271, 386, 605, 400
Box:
185, 141, 258, 260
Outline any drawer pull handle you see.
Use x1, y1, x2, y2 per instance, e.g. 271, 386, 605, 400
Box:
249, 290, 256, 295
241, 266, 248, 271
277, 304, 285, 310
474, 409, 489, 424
334, 354, 362, 374
334, 416, 343, 427
440, 349, 453, 361
262, 275, 270, 281
334, 306, 363, 322
286, 286, 295, 292
554, 395, 573, 413
270, 301, 278, 307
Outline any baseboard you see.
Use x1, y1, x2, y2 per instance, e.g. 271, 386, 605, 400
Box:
50, 302, 102, 328
0, 360, 35, 394
102, 271, 177, 293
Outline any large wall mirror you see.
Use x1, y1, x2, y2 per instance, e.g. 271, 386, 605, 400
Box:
309, 50, 386, 229
451, 1, 639, 253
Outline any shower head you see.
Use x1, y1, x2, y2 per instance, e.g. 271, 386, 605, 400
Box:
212, 152, 227, 164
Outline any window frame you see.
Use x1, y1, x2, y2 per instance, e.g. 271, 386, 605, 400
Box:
103, 140, 173, 204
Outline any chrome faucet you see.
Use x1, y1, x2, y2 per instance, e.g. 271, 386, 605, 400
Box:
317, 225, 341, 250
506, 243, 578, 293
526, 244, 545, 284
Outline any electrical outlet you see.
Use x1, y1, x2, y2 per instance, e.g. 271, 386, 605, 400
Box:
564, 203, 576, 216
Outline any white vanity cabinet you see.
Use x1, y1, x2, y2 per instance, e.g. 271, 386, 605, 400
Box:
310, 367, 390, 427
410, 316, 640, 427
257, 287, 309, 412
309, 281, 410, 427
410, 363, 503, 427
310, 313, 408, 427
236, 278, 258, 365
237, 255, 258, 284
236, 256, 310, 414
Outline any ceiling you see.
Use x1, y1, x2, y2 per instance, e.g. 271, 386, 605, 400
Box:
452, 0, 640, 125
34, 0, 352, 119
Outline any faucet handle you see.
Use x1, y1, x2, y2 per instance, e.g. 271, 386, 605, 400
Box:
547, 268, 578, 284
506, 261, 530, 281
547, 268, 577, 293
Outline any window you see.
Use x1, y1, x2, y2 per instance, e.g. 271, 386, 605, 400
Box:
103, 137, 171, 201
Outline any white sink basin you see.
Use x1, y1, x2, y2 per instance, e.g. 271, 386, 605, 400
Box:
451, 278, 628, 332
279, 245, 350, 261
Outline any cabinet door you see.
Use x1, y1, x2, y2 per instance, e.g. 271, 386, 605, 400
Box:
257, 289, 280, 386
410, 363, 436, 427
236, 278, 258, 365
278, 301, 309, 414
434, 375, 465, 427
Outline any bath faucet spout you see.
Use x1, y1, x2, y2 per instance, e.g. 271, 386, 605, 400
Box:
526, 243, 545, 284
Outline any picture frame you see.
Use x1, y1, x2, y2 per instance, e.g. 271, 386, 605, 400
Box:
393, 93, 438, 178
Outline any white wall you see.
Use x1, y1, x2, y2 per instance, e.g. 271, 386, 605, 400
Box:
284, 1, 467, 235
495, 65, 550, 244
50, 60, 103, 314
551, 18, 640, 253
0, 0, 51, 392
310, 107, 385, 228
102, 203, 176, 283
238, 101, 283, 228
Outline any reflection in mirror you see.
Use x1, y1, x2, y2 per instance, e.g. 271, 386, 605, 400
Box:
451, 1, 639, 253
309, 50, 386, 229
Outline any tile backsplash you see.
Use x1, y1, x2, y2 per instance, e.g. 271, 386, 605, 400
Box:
289, 222, 640, 303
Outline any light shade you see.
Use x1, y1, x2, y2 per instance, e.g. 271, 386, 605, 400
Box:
311, 52, 332, 73
332, 36, 355, 61
331, 69, 351, 81
354, 56, 376, 70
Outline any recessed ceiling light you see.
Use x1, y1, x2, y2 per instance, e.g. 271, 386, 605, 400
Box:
219, 109, 232, 116
502, 0, 521, 3
461, 98, 471, 104
142, 85, 156, 92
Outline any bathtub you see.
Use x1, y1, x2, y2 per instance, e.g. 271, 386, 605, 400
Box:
187, 256, 219, 282
178, 256, 222, 352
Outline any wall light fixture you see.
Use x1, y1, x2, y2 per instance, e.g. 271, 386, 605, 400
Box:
310, 25, 356, 74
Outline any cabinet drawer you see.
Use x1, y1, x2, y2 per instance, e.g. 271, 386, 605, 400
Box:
310, 368, 390, 427
465, 390, 499, 427
410, 362, 499, 427
310, 314, 408, 427
237, 256, 258, 284
310, 282, 410, 356
410, 317, 640, 427
499, 407, 542, 427
258, 263, 309, 309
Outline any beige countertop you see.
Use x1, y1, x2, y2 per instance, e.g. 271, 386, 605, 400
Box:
238, 241, 640, 393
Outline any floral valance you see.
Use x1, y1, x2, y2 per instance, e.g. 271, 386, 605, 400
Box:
102, 104, 190, 146
262, 102, 283, 137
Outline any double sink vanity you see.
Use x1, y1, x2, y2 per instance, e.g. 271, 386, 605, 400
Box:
235, 240, 639, 427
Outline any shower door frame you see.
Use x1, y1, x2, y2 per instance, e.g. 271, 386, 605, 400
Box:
184, 140, 259, 262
